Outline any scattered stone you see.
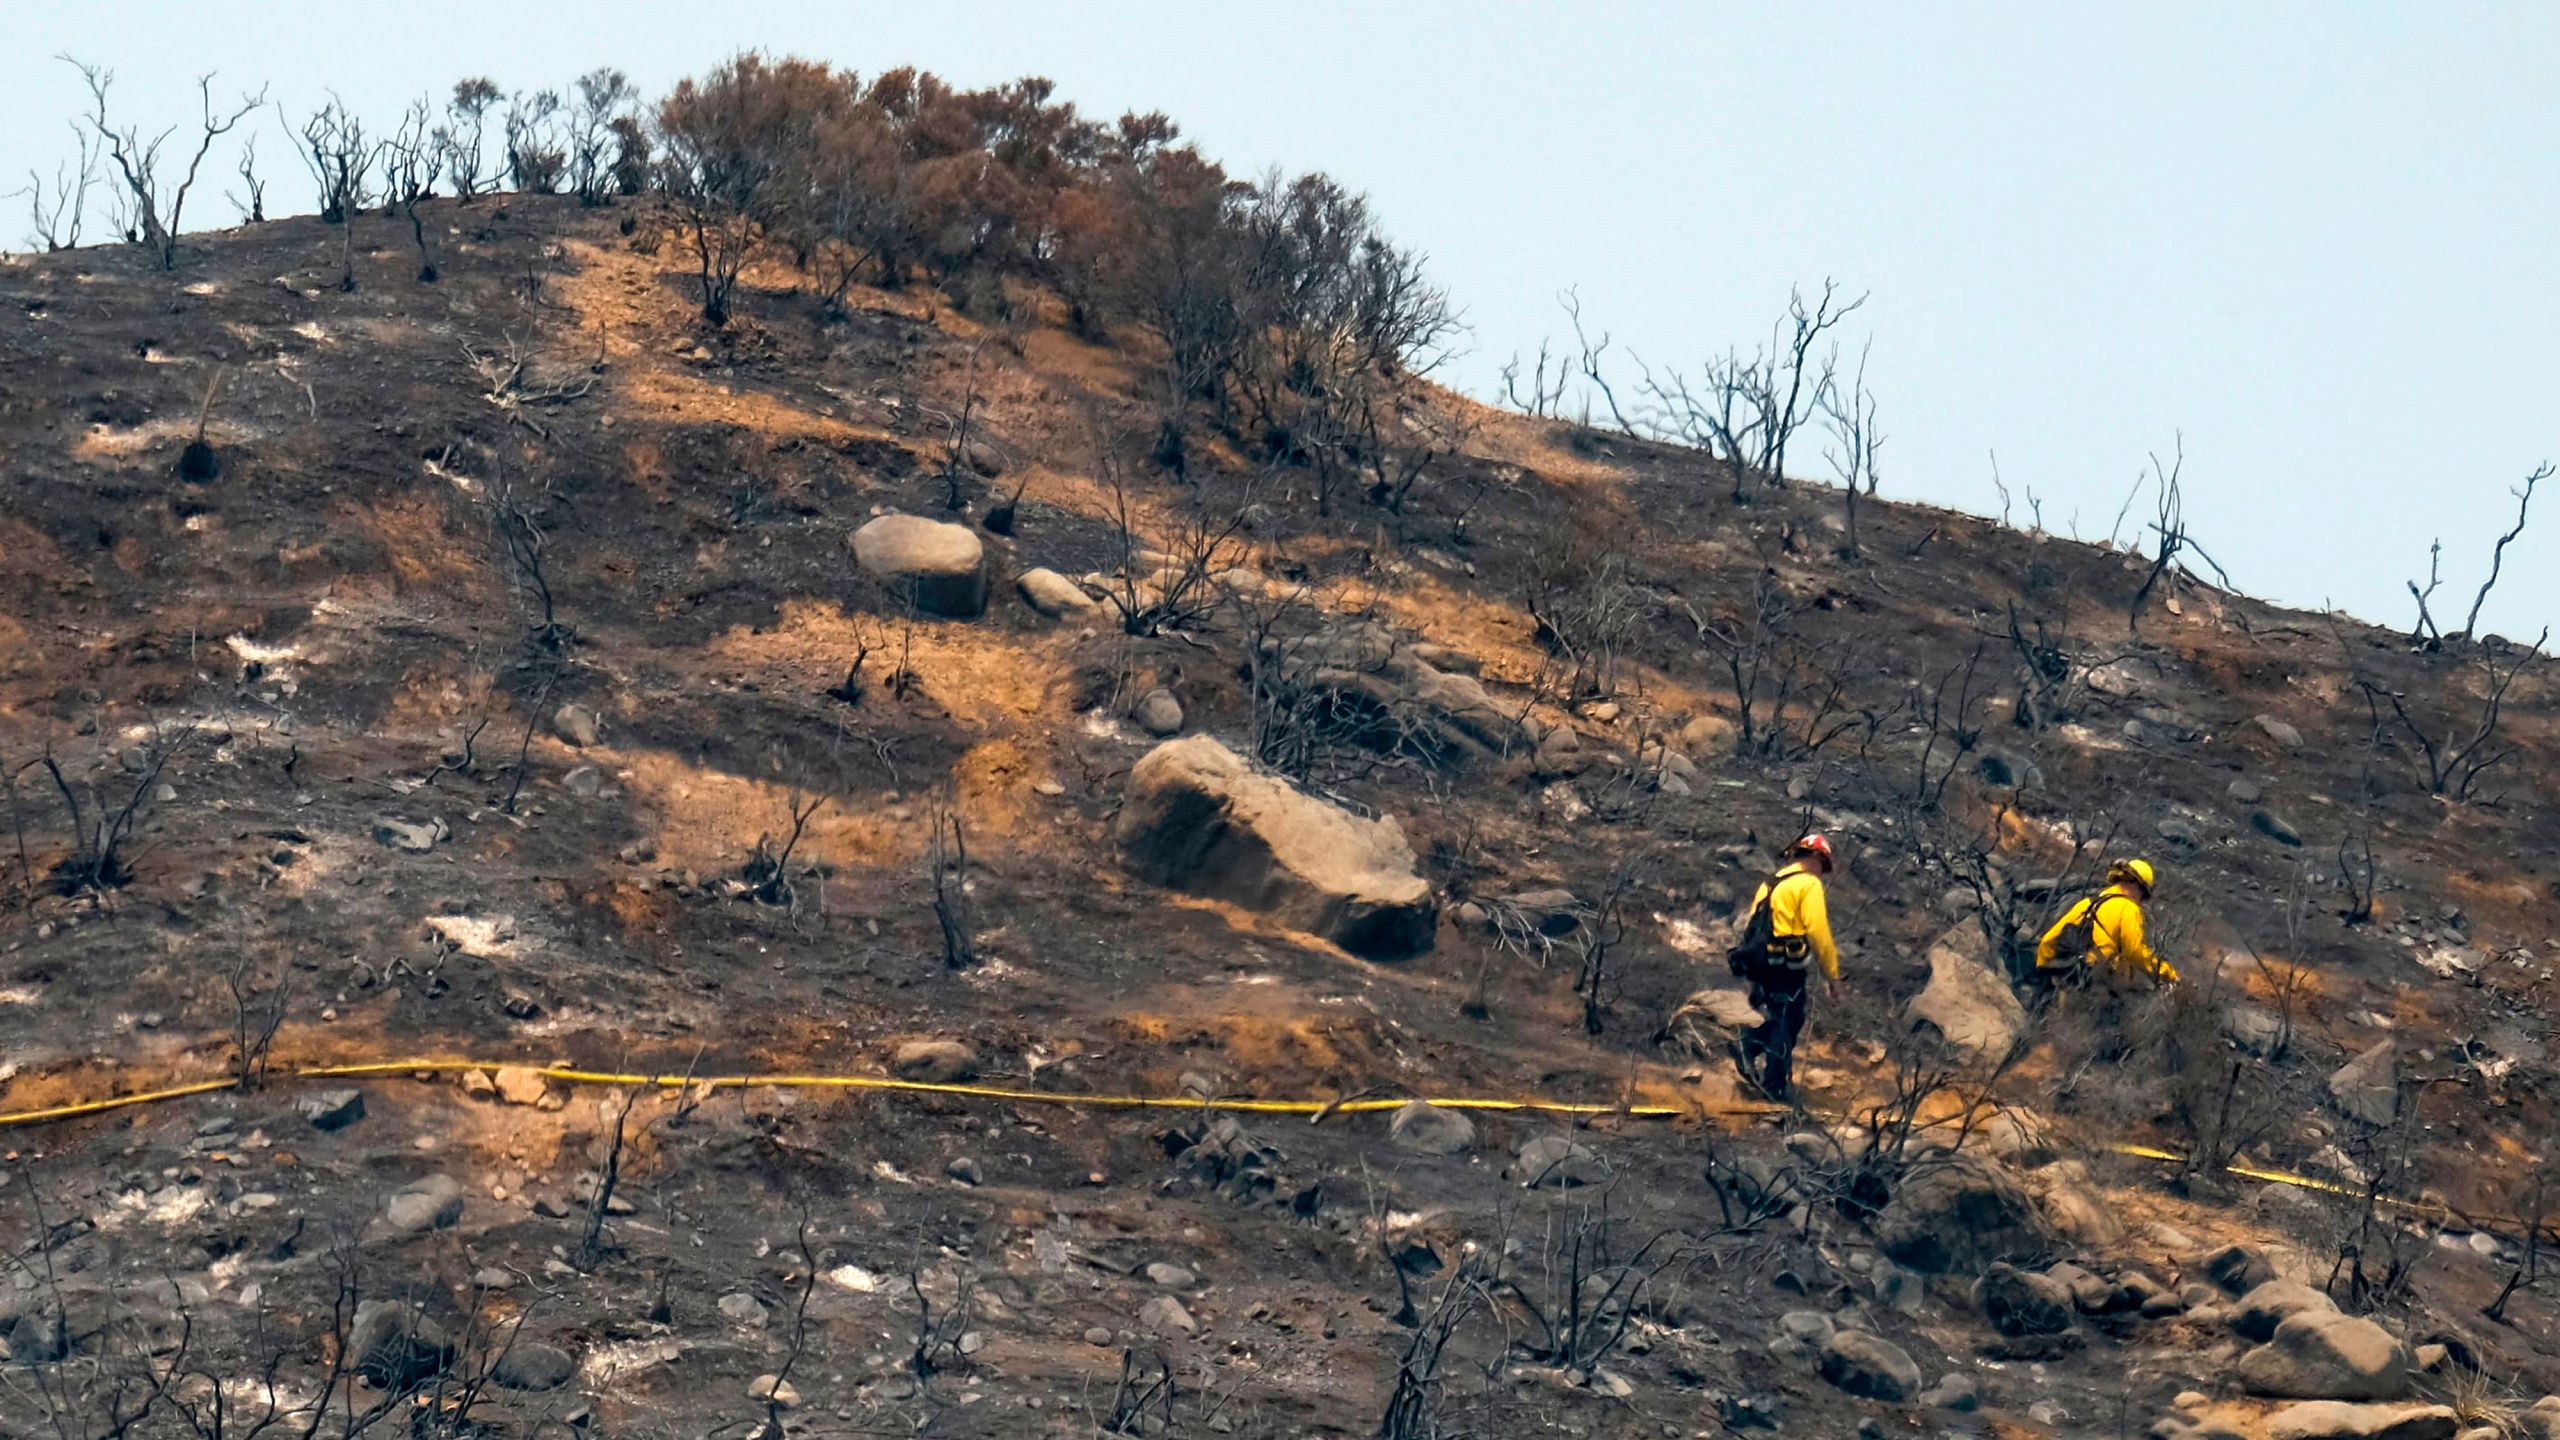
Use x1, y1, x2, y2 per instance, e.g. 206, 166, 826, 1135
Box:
748, 1374, 801, 1408
2253, 809, 2306, 847
493, 1066, 552, 1107
372, 817, 440, 852
2239, 1310, 2412, 1400
1138, 1295, 1197, 1336
1387, 1101, 1476, 1156
6, 1306, 68, 1363
2255, 715, 2307, 750
1661, 987, 1766, 1060
2264, 1401, 2457, 1440
1905, 923, 2028, 1057
1679, 714, 1738, 758
1976, 1263, 2075, 1337
718, 1292, 770, 1327
1771, 1310, 1835, 1359
1871, 1156, 2049, 1274
562, 765, 604, 797
2329, 1041, 2399, 1126
1084, 1326, 1114, 1346
889, 1039, 979, 1084
1512, 1136, 1605, 1189
1016, 567, 1098, 617
1115, 736, 1436, 960
381, 1175, 464, 1235
460, 1069, 497, 1099
2230, 778, 2265, 804
2025, 1161, 2125, 1249
1144, 1263, 1197, 1290
946, 1156, 983, 1186
553, 703, 603, 747
1817, 1330, 1921, 1403
1132, 688, 1185, 738
471, 1268, 514, 1290
493, 1341, 576, 1392
2156, 816, 2202, 847
348, 1301, 455, 1388
852, 514, 989, 618
294, 1088, 365, 1132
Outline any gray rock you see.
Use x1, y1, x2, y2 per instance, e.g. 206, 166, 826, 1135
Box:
1116, 736, 1436, 960
2255, 715, 2307, 750
2201, 1243, 2277, 1295
888, 1039, 979, 1084
2265, 1402, 2456, 1440
2239, 1310, 2412, 1400
1905, 923, 2028, 1057
553, 703, 602, 747
562, 765, 604, 797
1144, 1262, 1197, 1290
1386, 1101, 1476, 1156
295, 1088, 366, 1131
493, 1341, 576, 1392
1084, 1325, 1114, 1346
2226, 1004, 2290, 1058
1513, 1136, 1605, 1189
1871, 1157, 2049, 1274
2253, 809, 2306, 847
946, 1156, 983, 1186
1139, 1295, 1197, 1336
372, 817, 440, 852
2234, 1280, 2339, 1342
748, 1374, 801, 1408
1132, 688, 1185, 738
2229, 778, 2265, 804
852, 514, 990, 617
1975, 1262, 2074, 1337
1818, 1329, 1921, 1403
1016, 567, 1097, 617
1918, 1372, 1981, 1412
2330, 1041, 2399, 1126
348, 1301, 455, 1389
6, 1306, 67, 1363
717, 1292, 770, 1326
381, 1175, 464, 1235
1770, 1309, 1835, 1359
2156, 816, 2202, 848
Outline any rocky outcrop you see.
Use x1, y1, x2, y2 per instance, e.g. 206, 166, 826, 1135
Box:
1116, 736, 1436, 959
1260, 623, 1528, 769
852, 514, 989, 617
1906, 923, 2028, 1056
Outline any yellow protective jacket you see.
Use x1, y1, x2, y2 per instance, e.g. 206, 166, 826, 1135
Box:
2035, 884, 2178, 984
1746, 863, 1841, 981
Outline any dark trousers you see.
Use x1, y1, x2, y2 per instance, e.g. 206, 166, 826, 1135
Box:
1741, 963, 1811, 1098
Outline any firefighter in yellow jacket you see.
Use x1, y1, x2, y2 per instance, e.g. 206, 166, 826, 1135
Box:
2035, 858, 2179, 987
1726, 834, 1841, 1101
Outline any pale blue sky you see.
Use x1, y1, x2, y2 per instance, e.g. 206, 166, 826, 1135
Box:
7, 3, 2554, 637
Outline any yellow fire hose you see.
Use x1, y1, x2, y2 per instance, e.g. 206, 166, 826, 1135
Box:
0, 1057, 2541, 1243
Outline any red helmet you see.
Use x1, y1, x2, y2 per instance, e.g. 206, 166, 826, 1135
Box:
1788, 833, 1835, 868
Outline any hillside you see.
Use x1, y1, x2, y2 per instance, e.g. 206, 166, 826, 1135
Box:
3, 185, 2559, 1440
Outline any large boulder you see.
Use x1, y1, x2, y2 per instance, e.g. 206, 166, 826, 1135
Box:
2265, 1402, 2457, 1440
1116, 736, 1436, 959
1870, 1157, 2051, 1274
1818, 1330, 1922, 1402
2239, 1311, 2412, 1401
852, 514, 989, 618
1974, 1262, 2075, 1337
1905, 925, 2028, 1057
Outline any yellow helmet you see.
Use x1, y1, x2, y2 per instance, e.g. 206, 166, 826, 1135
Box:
2111, 858, 2157, 892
